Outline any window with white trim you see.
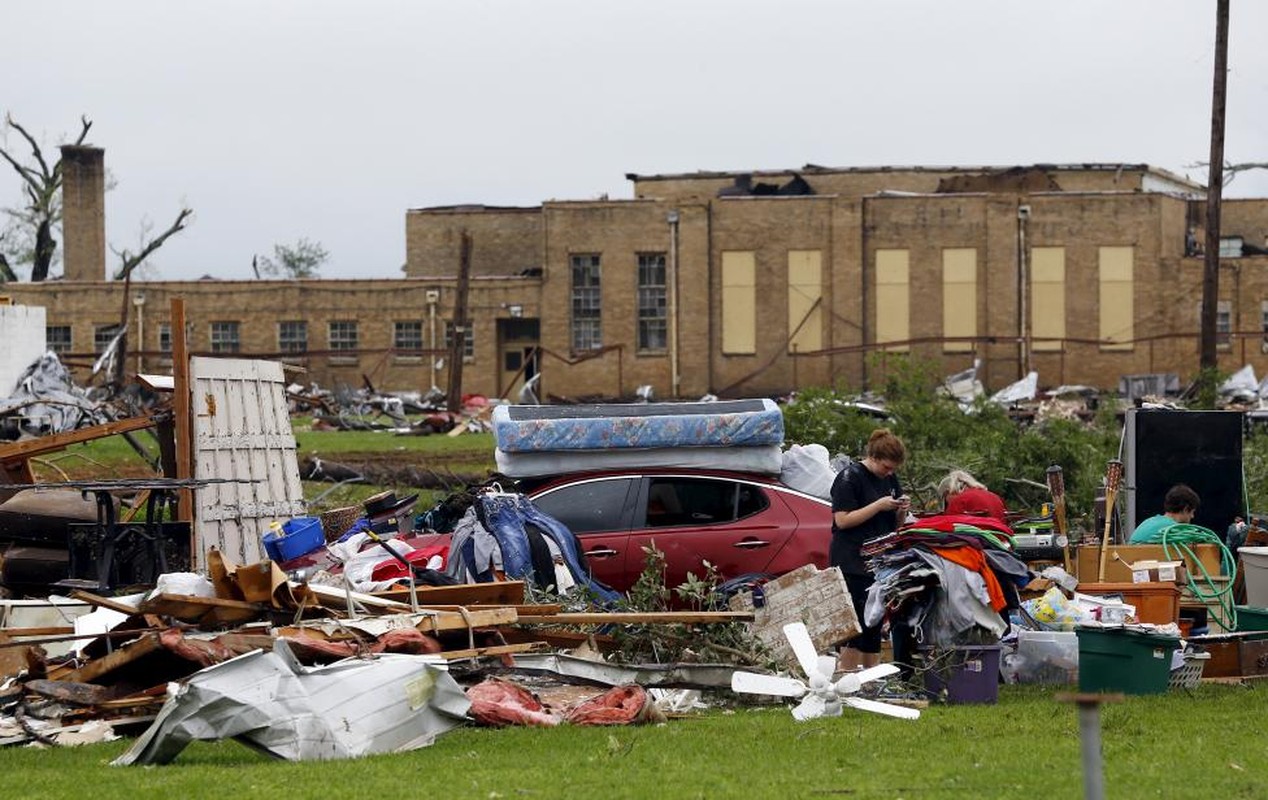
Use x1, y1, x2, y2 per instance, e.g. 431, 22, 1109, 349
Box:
46, 325, 71, 354
329, 320, 358, 351
210, 321, 240, 353
278, 321, 307, 353
570, 253, 602, 351
637, 252, 667, 352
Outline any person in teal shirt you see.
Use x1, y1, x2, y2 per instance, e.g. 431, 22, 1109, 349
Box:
1129, 484, 1199, 543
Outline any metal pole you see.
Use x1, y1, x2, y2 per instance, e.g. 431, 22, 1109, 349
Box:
667, 210, 680, 398
1076, 701, 1105, 800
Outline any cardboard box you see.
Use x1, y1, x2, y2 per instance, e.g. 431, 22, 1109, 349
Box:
1127, 560, 1186, 585
1076, 543, 1222, 583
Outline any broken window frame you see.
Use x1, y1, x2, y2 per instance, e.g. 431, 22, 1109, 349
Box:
93, 323, 122, 354
570, 253, 602, 352
444, 319, 475, 360
46, 324, 72, 354
636, 252, 667, 353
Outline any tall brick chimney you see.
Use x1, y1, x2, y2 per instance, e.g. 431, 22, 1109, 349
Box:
59, 145, 106, 281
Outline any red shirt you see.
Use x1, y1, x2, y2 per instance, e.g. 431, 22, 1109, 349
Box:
945, 487, 1008, 523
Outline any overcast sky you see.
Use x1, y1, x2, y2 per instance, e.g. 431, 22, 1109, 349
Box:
4, 1, 1266, 281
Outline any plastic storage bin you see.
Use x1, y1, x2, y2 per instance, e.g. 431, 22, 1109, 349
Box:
1240, 547, 1268, 607
921, 645, 1002, 704
263, 517, 324, 562
1016, 630, 1079, 684
1234, 605, 1268, 632
1076, 626, 1179, 695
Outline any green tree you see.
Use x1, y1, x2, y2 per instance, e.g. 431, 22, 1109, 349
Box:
256, 238, 328, 279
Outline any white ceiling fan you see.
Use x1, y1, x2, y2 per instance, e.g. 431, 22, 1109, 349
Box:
730, 622, 920, 721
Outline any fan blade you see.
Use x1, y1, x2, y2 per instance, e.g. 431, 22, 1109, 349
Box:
856, 663, 901, 684
843, 696, 921, 720
791, 693, 828, 721
731, 671, 807, 698
782, 622, 823, 680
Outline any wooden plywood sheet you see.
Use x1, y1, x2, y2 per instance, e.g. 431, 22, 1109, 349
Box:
190, 357, 305, 566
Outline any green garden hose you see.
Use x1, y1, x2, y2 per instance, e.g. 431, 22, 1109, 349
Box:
1152, 522, 1238, 632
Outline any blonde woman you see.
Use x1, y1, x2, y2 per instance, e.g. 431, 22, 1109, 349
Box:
937, 469, 1007, 523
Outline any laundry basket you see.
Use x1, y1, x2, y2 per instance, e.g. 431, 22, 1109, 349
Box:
1169, 651, 1210, 690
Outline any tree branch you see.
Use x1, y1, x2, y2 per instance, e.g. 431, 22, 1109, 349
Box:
113, 208, 193, 280
4, 115, 55, 184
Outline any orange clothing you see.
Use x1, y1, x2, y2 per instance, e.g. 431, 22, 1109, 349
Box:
928, 545, 1007, 611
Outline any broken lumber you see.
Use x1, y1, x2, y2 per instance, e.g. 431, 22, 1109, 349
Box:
515, 611, 754, 625
63, 633, 164, 684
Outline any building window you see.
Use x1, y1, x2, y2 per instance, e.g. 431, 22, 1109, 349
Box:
1098, 246, 1134, 351
395, 321, 424, 352
637, 252, 667, 352
158, 323, 172, 354
94, 324, 122, 354
1031, 247, 1066, 352
210, 321, 240, 353
46, 325, 72, 354
329, 320, 358, 351
278, 321, 307, 353
1219, 237, 1244, 258
444, 320, 475, 359
1217, 300, 1232, 350
721, 251, 756, 355
941, 249, 976, 353
570, 254, 602, 351
1260, 301, 1268, 353
788, 250, 823, 354
875, 249, 910, 352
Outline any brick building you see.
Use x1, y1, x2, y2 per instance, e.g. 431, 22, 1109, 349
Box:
7, 160, 1268, 400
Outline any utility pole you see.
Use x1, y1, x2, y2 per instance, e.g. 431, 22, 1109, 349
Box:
446, 231, 472, 414
1199, 0, 1230, 388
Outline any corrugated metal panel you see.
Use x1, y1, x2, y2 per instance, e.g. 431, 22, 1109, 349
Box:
190, 357, 304, 565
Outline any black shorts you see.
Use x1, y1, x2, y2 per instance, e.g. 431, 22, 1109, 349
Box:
842, 571, 883, 654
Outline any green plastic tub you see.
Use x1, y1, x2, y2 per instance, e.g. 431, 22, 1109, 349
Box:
1076, 626, 1179, 695
1234, 605, 1268, 632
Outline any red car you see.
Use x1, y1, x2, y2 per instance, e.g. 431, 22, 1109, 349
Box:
518, 469, 832, 594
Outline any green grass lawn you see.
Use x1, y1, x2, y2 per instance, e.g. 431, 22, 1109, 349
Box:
24, 419, 498, 513
3, 684, 1264, 799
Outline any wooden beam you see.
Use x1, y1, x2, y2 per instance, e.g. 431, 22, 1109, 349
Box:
63, 633, 164, 683
68, 589, 142, 616
0, 414, 161, 466
170, 298, 195, 539
436, 642, 545, 660
515, 611, 755, 625
417, 607, 518, 633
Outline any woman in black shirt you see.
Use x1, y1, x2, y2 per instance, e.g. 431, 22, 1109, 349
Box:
831, 428, 909, 671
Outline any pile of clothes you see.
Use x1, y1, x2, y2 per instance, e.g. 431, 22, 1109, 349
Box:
861, 513, 1031, 649
443, 490, 620, 603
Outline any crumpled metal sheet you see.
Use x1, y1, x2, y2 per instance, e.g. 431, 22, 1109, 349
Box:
502, 653, 737, 689
113, 641, 469, 765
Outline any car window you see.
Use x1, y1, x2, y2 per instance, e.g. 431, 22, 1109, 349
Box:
533, 478, 634, 534
645, 477, 768, 527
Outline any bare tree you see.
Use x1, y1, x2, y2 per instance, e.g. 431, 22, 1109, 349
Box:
0, 114, 92, 281
112, 207, 193, 280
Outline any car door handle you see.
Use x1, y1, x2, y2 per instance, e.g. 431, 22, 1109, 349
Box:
733, 539, 770, 549
586, 547, 620, 558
